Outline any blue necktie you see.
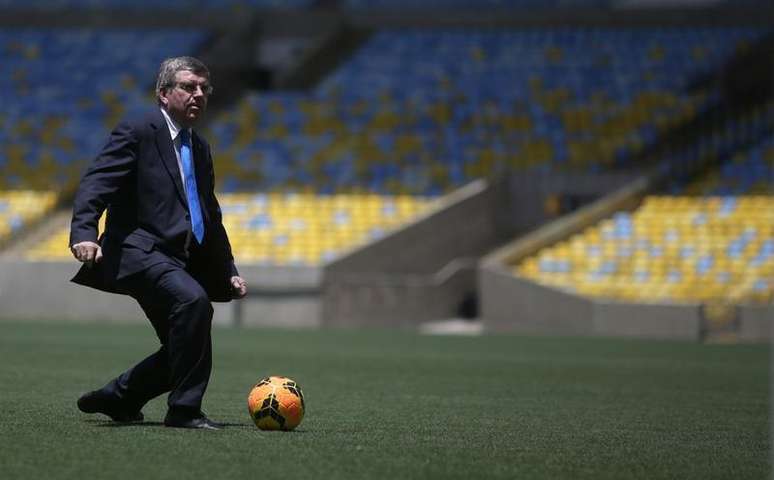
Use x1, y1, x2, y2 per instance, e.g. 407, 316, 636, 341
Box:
179, 129, 204, 244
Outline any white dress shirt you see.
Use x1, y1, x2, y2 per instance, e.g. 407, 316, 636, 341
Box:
160, 107, 192, 195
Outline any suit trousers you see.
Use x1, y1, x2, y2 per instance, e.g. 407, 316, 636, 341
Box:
100, 259, 214, 415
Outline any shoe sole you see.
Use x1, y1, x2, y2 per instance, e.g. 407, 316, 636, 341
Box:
77, 395, 144, 423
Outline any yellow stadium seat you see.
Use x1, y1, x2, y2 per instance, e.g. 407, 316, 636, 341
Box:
513, 195, 774, 305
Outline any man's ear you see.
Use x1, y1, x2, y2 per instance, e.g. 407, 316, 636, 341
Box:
158, 92, 168, 106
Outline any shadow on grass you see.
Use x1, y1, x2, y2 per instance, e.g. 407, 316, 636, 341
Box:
86, 419, 253, 429
82, 418, 311, 432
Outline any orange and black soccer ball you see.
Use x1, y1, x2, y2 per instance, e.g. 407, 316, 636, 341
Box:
247, 376, 305, 431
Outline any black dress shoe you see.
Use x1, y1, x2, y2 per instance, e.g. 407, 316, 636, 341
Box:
77, 390, 144, 423
164, 411, 223, 430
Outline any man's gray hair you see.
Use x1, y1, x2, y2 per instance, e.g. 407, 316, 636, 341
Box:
155, 56, 210, 103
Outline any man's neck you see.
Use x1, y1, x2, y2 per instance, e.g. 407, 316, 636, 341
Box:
161, 107, 193, 131
160, 108, 190, 140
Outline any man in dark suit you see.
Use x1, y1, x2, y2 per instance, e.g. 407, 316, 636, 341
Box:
70, 56, 247, 430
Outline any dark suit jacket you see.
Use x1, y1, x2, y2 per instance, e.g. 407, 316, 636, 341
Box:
69, 109, 238, 302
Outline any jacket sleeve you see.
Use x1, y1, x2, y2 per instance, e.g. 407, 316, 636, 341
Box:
204, 144, 239, 279
69, 121, 138, 246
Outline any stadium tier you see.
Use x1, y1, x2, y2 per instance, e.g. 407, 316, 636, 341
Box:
342, 0, 769, 8
0, 190, 58, 244
342, 0, 611, 9
0, 0, 763, 9
0, 28, 206, 251
0, 28, 206, 191
1, 27, 762, 196
221, 193, 434, 264
514, 135, 774, 305
207, 28, 764, 195
0, 0, 312, 8
26, 193, 436, 265
5, 26, 767, 267
26, 213, 104, 261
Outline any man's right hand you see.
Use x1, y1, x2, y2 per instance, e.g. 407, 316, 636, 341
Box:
70, 241, 103, 265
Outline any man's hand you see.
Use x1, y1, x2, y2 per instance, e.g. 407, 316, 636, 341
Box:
230, 276, 247, 299
70, 241, 102, 265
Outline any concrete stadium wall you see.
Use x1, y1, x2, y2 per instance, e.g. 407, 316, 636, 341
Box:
592, 301, 701, 341
0, 260, 321, 328
322, 179, 507, 326
484, 177, 649, 268
503, 170, 638, 233
0, 261, 140, 323
739, 305, 773, 342
478, 175, 707, 341
479, 266, 702, 340
321, 171, 659, 329
323, 259, 477, 328
227, 265, 321, 328
326, 180, 505, 275
480, 267, 594, 335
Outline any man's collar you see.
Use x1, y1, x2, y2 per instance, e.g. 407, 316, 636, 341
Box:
159, 107, 189, 140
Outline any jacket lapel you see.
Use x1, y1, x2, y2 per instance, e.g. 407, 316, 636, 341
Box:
152, 113, 187, 207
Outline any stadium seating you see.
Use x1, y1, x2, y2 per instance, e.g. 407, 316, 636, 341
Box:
0, 0, 312, 9
3, 0, 757, 10
2, 27, 442, 266
680, 134, 774, 196
7, 26, 767, 267
26, 213, 102, 261
342, 0, 611, 9
27, 193, 435, 265
0, 0, 762, 10
514, 132, 774, 305
220, 192, 435, 264
198, 27, 766, 266
0, 190, 58, 245
0, 28, 206, 256
207, 28, 765, 195
0, 28, 206, 191
515, 196, 774, 304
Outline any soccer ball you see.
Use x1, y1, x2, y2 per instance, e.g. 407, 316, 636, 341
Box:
247, 376, 305, 431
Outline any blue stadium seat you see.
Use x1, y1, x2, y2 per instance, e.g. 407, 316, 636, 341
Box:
207, 27, 765, 195
0, 28, 206, 190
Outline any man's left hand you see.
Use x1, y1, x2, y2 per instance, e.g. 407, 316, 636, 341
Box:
230, 276, 247, 299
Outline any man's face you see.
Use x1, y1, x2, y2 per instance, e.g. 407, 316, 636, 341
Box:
159, 69, 210, 127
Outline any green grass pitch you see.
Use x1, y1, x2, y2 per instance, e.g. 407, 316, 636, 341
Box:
0, 321, 768, 479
